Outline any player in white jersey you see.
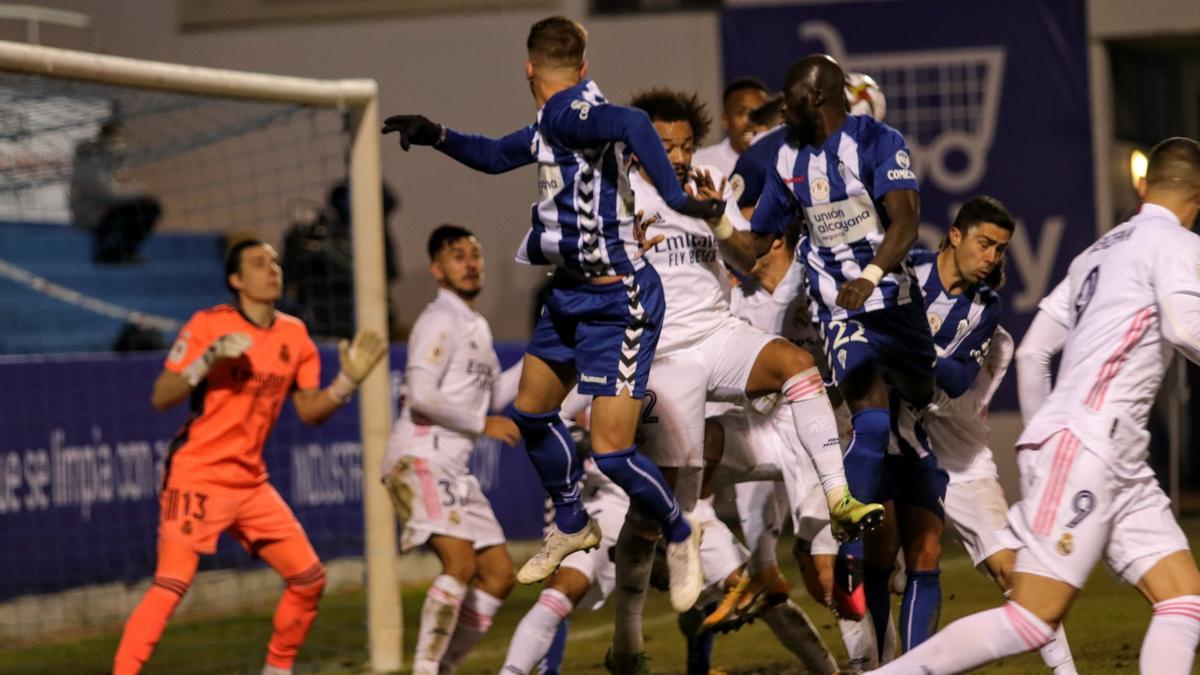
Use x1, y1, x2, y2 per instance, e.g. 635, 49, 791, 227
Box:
605, 87, 881, 673
500, 409, 773, 675
381, 226, 523, 675
871, 137, 1200, 675
693, 77, 772, 178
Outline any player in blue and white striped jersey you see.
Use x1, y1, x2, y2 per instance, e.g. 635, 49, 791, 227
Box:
866, 199, 1009, 657
714, 55, 935, 542
882, 198, 1078, 672
382, 17, 725, 613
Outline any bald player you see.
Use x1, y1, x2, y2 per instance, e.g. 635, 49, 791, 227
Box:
870, 137, 1200, 674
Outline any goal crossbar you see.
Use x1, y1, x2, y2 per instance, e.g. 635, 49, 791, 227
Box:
0, 39, 376, 106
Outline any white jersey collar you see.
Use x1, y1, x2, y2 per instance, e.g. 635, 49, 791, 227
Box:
1138, 202, 1182, 227
435, 287, 478, 320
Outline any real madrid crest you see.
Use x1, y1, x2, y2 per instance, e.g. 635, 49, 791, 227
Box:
927, 312, 943, 333
1057, 532, 1074, 556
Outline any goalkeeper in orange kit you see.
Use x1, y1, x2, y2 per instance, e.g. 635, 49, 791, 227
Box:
113, 239, 387, 675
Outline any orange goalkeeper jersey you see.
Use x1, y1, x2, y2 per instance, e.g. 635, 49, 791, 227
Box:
163, 304, 321, 488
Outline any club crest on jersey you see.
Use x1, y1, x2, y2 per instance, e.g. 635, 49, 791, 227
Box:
1057, 532, 1074, 556
896, 150, 911, 170
811, 177, 831, 202
279, 344, 290, 363
168, 331, 190, 364
926, 313, 943, 334
729, 173, 745, 202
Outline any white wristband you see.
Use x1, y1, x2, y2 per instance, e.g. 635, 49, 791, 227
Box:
328, 371, 358, 403
860, 264, 885, 286
710, 215, 735, 241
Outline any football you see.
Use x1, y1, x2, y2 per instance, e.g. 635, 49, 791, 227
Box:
845, 71, 887, 121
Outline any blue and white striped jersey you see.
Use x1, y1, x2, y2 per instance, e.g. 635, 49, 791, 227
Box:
911, 248, 1001, 398
437, 80, 689, 278
750, 115, 921, 322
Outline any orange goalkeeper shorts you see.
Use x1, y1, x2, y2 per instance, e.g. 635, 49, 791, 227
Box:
157, 478, 308, 556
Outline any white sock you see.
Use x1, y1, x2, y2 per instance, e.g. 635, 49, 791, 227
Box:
611, 519, 657, 655
734, 481, 780, 574
839, 615, 878, 672
1038, 623, 1077, 674
781, 369, 849, 502
764, 600, 838, 674
501, 588, 573, 675
440, 587, 504, 673
869, 601, 1052, 674
413, 574, 467, 675
1140, 595, 1200, 675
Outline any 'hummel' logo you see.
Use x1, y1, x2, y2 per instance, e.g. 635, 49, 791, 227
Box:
580, 373, 608, 384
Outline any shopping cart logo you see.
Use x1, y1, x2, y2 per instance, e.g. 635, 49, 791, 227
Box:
799, 21, 1006, 194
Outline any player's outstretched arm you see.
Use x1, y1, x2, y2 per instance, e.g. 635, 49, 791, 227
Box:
836, 188, 919, 311
1014, 310, 1069, 423
151, 332, 253, 410
292, 329, 388, 425
547, 103, 723, 219
382, 114, 536, 174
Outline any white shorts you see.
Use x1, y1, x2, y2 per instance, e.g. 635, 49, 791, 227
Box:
717, 403, 831, 544
945, 478, 1010, 568
384, 455, 506, 553
1005, 430, 1188, 589
564, 488, 630, 612
640, 317, 777, 468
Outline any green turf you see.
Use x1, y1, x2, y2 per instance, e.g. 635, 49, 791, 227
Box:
4, 519, 1196, 674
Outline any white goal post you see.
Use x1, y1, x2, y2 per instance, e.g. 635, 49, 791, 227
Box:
0, 40, 402, 671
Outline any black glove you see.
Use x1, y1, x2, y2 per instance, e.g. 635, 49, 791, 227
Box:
381, 114, 442, 151
675, 195, 726, 222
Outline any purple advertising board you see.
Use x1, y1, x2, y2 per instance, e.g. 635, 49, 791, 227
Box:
721, 0, 1094, 409
0, 343, 543, 602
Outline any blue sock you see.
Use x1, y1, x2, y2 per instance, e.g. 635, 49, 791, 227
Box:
864, 562, 894, 660
899, 569, 941, 652
593, 446, 690, 543
844, 408, 890, 502
540, 617, 569, 675
685, 603, 717, 675
512, 407, 587, 534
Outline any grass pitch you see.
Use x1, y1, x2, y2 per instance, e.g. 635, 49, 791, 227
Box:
4, 520, 1193, 674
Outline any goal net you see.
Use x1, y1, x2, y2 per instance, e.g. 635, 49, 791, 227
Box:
0, 43, 400, 673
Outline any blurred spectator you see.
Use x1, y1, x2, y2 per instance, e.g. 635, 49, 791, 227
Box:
69, 117, 162, 264
282, 180, 400, 340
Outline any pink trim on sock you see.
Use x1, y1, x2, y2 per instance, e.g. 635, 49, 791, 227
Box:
457, 605, 493, 629
783, 370, 825, 402
427, 585, 464, 607
1004, 603, 1051, 649
537, 591, 573, 619
1154, 599, 1200, 621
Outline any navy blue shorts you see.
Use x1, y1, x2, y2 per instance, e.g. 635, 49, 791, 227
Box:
878, 451, 949, 520
819, 301, 936, 387
527, 264, 664, 398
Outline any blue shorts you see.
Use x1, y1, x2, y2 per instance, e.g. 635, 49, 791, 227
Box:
527, 264, 664, 398
819, 301, 936, 387
878, 452, 949, 520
